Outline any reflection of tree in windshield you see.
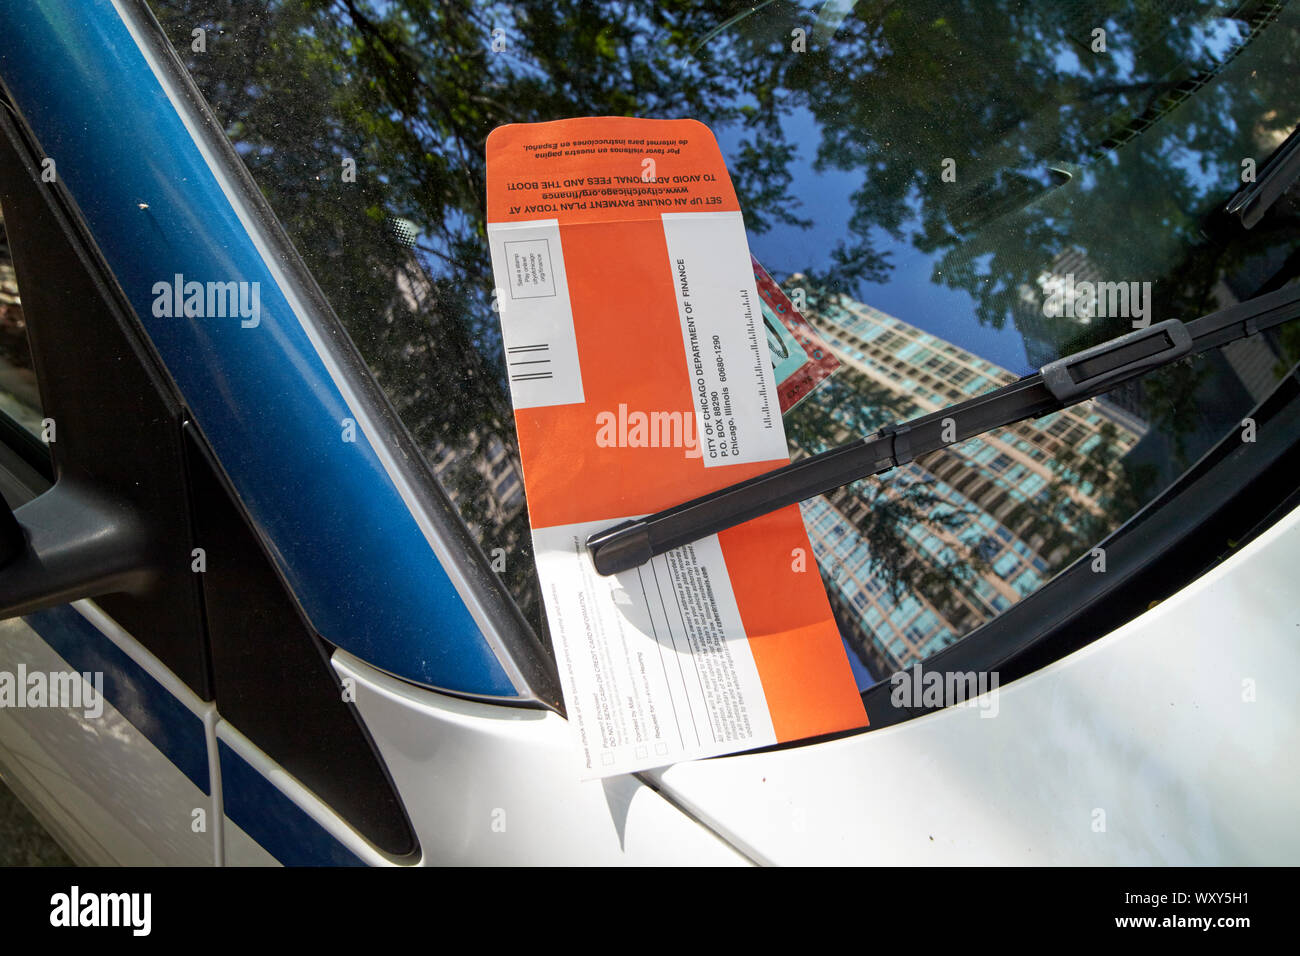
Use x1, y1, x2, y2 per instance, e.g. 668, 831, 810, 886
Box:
148, 0, 1298, 656
151, 0, 815, 631
756, 0, 1299, 479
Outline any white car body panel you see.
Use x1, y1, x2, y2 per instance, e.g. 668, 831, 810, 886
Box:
0, 608, 218, 866
334, 652, 750, 865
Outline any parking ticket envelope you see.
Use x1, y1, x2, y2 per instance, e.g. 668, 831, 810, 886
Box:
486, 116, 866, 779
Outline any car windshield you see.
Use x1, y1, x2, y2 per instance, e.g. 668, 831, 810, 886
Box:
148, 0, 1300, 688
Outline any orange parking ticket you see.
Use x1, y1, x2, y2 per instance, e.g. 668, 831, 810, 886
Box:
486, 117, 866, 778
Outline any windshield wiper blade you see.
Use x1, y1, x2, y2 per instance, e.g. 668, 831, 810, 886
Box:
587, 283, 1300, 575
1226, 125, 1300, 229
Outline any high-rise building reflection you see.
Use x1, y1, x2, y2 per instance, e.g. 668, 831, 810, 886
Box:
793, 283, 1145, 682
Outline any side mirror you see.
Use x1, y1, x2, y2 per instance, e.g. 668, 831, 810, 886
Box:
0, 479, 154, 616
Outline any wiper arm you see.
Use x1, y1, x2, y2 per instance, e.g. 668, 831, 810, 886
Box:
587, 283, 1300, 575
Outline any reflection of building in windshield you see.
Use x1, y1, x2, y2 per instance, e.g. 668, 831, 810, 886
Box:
794, 289, 1145, 681
387, 251, 527, 531
1018, 245, 1286, 448
429, 432, 526, 527
0, 203, 44, 435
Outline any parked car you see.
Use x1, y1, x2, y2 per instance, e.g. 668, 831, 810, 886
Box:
0, 0, 1296, 865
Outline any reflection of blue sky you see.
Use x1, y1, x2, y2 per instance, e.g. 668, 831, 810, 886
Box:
1163, 140, 1226, 195
840, 632, 875, 686
1105, 23, 1138, 82
705, 2, 1272, 378
369, 0, 1272, 383
1053, 46, 1084, 74
718, 111, 1034, 374
406, 0, 1269, 381
1196, 15, 1250, 60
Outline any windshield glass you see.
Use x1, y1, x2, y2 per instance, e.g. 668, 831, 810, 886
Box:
148, 0, 1300, 687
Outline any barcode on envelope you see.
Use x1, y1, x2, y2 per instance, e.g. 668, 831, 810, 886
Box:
507, 343, 553, 382
488, 220, 584, 409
